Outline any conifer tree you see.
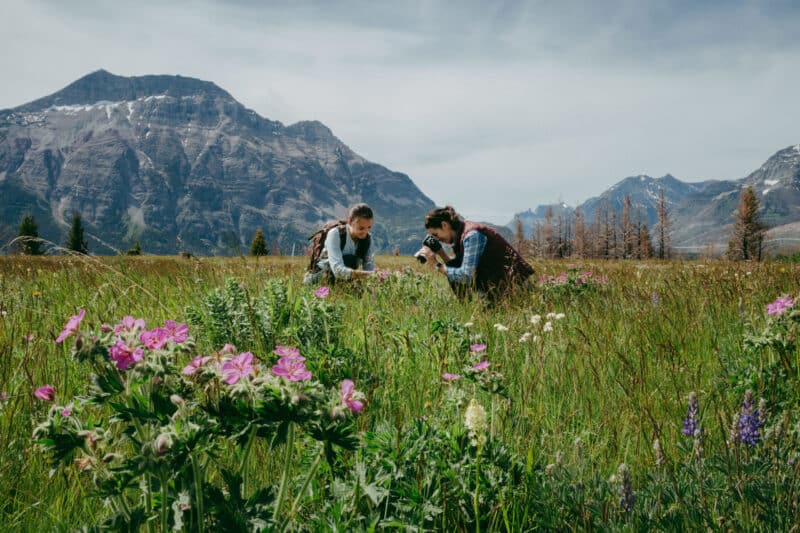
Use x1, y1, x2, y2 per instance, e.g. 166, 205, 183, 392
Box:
727, 186, 765, 261
18, 213, 45, 255
250, 229, 268, 256
655, 189, 672, 259
126, 241, 142, 255
65, 212, 88, 254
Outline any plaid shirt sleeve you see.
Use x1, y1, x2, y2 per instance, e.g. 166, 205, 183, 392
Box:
445, 230, 486, 284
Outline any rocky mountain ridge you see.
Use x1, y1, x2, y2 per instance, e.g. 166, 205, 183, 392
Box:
0, 70, 435, 255
511, 144, 800, 252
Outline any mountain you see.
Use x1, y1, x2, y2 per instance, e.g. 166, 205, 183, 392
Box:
509, 144, 800, 252
0, 70, 435, 255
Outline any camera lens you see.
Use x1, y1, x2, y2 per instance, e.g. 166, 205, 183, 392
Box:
415, 254, 427, 264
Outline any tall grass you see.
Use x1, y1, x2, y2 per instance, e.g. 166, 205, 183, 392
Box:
1, 255, 798, 530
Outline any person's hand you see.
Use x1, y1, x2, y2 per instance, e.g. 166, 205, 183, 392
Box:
418, 246, 437, 266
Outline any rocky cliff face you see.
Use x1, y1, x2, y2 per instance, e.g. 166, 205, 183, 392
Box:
0, 70, 435, 254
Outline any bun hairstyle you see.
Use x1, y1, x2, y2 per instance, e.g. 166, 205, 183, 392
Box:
348, 203, 374, 221
424, 206, 464, 231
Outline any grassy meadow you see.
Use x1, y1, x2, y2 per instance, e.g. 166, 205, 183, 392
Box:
1, 254, 799, 531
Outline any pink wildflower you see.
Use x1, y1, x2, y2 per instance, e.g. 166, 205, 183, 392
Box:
163, 320, 189, 343
767, 296, 794, 316
470, 343, 487, 353
442, 373, 461, 381
219, 343, 237, 355
113, 315, 146, 336
272, 356, 312, 381
314, 286, 330, 298
340, 379, 364, 413
109, 340, 145, 370
182, 355, 213, 375
273, 345, 303, 361
472, 361, 491, 372
61, 403, 73, 417
221, 352, 254, 385
56, 309, 86, 343
35, 385, 55, 401
140, 328, 169, 350
24, 334, 34, 341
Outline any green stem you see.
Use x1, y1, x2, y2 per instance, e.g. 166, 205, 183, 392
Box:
474, 443, 481, 533
239, 424, 259, 493
273, 422, 296, 523
160, 470, 169, 533
280, 444, 325, 530
192, 454, 205, 532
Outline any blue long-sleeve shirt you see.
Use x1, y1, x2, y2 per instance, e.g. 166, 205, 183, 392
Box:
444, 230, 486, 284
317, 225, 375, 280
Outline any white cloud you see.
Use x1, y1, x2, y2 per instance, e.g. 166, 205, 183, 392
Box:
2, 0, 800, 224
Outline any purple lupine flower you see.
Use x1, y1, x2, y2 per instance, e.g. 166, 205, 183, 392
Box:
738, 390, 763, 446
681, 391, 700, 437
766, 295, 794, 316
617, 463, 636, 512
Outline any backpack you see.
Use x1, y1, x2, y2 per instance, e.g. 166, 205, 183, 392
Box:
307, 220, 371, 273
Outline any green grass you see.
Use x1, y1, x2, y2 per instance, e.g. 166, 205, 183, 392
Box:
1, 255, 798, 530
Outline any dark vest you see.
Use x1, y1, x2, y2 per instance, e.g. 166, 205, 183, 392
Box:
447, 221, 534, 297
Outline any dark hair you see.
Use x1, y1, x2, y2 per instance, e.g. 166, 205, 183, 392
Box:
424, 206, 463, 231
348, 203, 373, 221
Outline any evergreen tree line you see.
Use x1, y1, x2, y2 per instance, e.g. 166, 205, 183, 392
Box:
13, 188, 766, 260
513, 186, 766, 261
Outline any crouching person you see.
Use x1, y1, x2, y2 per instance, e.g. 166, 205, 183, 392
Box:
416, 206, 533, 302
305, 203, 375, 285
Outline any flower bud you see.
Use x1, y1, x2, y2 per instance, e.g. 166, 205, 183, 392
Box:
153, 433, 173, 456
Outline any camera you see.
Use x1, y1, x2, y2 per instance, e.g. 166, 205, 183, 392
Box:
414, 234, 442, 264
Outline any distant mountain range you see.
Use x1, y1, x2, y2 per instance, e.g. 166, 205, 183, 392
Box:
0, 70, 435, 255
509, 144, 800, 252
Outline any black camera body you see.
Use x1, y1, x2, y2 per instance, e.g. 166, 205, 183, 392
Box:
415, 234, 442, 264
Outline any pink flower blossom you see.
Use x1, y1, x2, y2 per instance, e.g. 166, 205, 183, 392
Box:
273, 345, 303, 361
56, 309, 86, 343
113, 315, 146, 335
314, 286, 330, 298
472, 361, 491, 371
140, 328, 169, 350
272, 356, 312, 381
470, 343, 487, 353
767, 296, 794, 316
219, 343, 237, 356
221, 352, 254, 385
35, 385, 55, 401
61, 403, 73, 417
442, 373, 461, 381
340, 379, 364, 413
109, 340, 145, 370
24, 334, 34, 341
163, 320, 189, 343
182, 355, 213, 375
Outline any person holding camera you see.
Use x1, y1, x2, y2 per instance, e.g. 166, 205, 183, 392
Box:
415, 206, 533, 301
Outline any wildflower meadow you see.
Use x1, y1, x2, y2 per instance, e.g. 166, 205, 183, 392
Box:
1, 255, 799, 530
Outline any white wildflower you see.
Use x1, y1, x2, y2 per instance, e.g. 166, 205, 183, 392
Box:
464, 399, 488, 447
530, 314, 541, 325
464, 321, 474, 328
519, 332, 532, 343
546, 312, 556, 319
555, 313, 565, 320
543, 321, 553, 332
493, 323, 508, 332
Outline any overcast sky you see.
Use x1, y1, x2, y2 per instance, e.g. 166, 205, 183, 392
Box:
2, 0, 799, 224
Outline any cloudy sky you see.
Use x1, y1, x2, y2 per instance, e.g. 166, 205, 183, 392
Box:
2, 0, 799, 223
